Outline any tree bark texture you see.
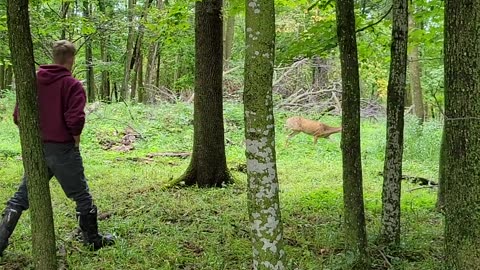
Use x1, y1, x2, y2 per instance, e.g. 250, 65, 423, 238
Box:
6, 1, 57, 269
380, 0, 408, 247
60, 1, 70, 40
444, 0, 480, 268
244, 0, 286, 268
0, 63, 5, 92
137, 51, 144, 103
178, 0, 231, 187
5, 65, 12, 89
436, 130, 446, 211
122, 0, 136, 101
408, 13, 425, 124
145, 0, 164, 103
223, 13, 235, 70
335, 0, 369, 267
83, 0, 95, 102
98, 0, 111, 102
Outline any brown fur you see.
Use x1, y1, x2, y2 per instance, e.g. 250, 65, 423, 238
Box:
284, 116, 342, 146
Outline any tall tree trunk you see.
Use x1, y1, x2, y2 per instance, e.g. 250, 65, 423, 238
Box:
408, 14, 424, 124
145, 0, 164, 103
137, 52, 144, 103
83, 0, 95, 102
244, 0, 286, 267
335, 0, 369, 267
0, 63, 5, 92
223, 13, 235, 70
6, 1, 57, 269
177, 0, 231, 187
404, 83, 412, 107
60, 1, 70, 40
130, 61, 138, 101
436, 130, 446, 211
380, 0, 408, 247
444, 0, 480, 268
5, 65, 13, 89
145, 43, 159, 102
155, 50, 161, 88
312, 56, 329, 91
98, 0, 110, 102
122, 0, 136, 101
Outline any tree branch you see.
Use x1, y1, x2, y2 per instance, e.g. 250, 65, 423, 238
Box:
355, 5, 393, 33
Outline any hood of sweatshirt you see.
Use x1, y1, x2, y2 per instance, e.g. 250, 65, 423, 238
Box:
37, 64, 72, 85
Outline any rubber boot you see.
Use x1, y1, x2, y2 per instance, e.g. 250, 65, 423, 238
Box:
0, 207, 22, 256
77, 205, 115, 251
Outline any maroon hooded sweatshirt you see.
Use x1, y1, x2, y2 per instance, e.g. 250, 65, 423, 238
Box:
13, 65, 86, 143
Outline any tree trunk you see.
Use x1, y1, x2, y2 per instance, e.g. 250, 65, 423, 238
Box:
5, 65, 13, 89
122, 0, 136, 101
130, 62, 138, 101
380, 0, 408, 247
404, 83, 412, 107
145, 0, 163, 103
60, 1, 70, 40
335, 0, 369, 267
223, 13, 235, 70
0, 63, 5, 92
436, 130, 446, 211
408, 14, 425, 124
444, 0, 480, 268
6, 1, 57, 269
98, 0, 110, 102
145, 43, 159, 102
155, 49, 161, 88
137, 52, 144, 103
83, 0, 95, 102
177, 0, 231, 187
244, 0, 285, 268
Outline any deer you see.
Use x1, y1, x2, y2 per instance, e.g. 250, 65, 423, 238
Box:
284, 116, 342, 147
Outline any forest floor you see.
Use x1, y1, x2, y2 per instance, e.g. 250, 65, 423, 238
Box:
0, 92, 443, 270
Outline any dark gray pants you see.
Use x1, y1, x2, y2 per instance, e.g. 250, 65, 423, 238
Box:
7, 143, 93, 214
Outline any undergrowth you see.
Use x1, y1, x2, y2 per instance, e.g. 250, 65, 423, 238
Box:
0, 92, 443, 269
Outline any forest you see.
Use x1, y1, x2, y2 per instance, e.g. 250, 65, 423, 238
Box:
0, 0, 476, 269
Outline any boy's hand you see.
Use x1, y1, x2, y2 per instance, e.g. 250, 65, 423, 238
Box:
74, 135, 80, 147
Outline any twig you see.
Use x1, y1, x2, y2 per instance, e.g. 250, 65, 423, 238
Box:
356, 5, 393, 33
378, 249, 393, 269
408, 186, 437, 192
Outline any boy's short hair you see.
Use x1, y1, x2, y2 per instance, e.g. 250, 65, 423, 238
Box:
52, 40, 76, 64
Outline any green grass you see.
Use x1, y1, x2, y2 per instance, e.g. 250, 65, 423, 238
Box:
0, 92, 443, 269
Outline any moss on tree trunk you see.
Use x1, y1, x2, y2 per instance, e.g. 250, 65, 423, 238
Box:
380, 0, 408, 247
177, 0, 231, 187
335, 0, 369, 267
6, 0, 57, 269
244, 0, 286, 268
444, 0, 480, 268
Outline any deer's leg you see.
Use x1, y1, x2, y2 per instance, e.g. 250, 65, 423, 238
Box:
314, 135, 319, 144
285, 131, 299, 147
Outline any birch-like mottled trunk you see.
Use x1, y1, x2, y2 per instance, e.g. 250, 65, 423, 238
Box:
244, 0, 285, 269
335, 0, 369, 267
380, 0, 408, 247
444, 0, 480, 268
7, 1, 57, 268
